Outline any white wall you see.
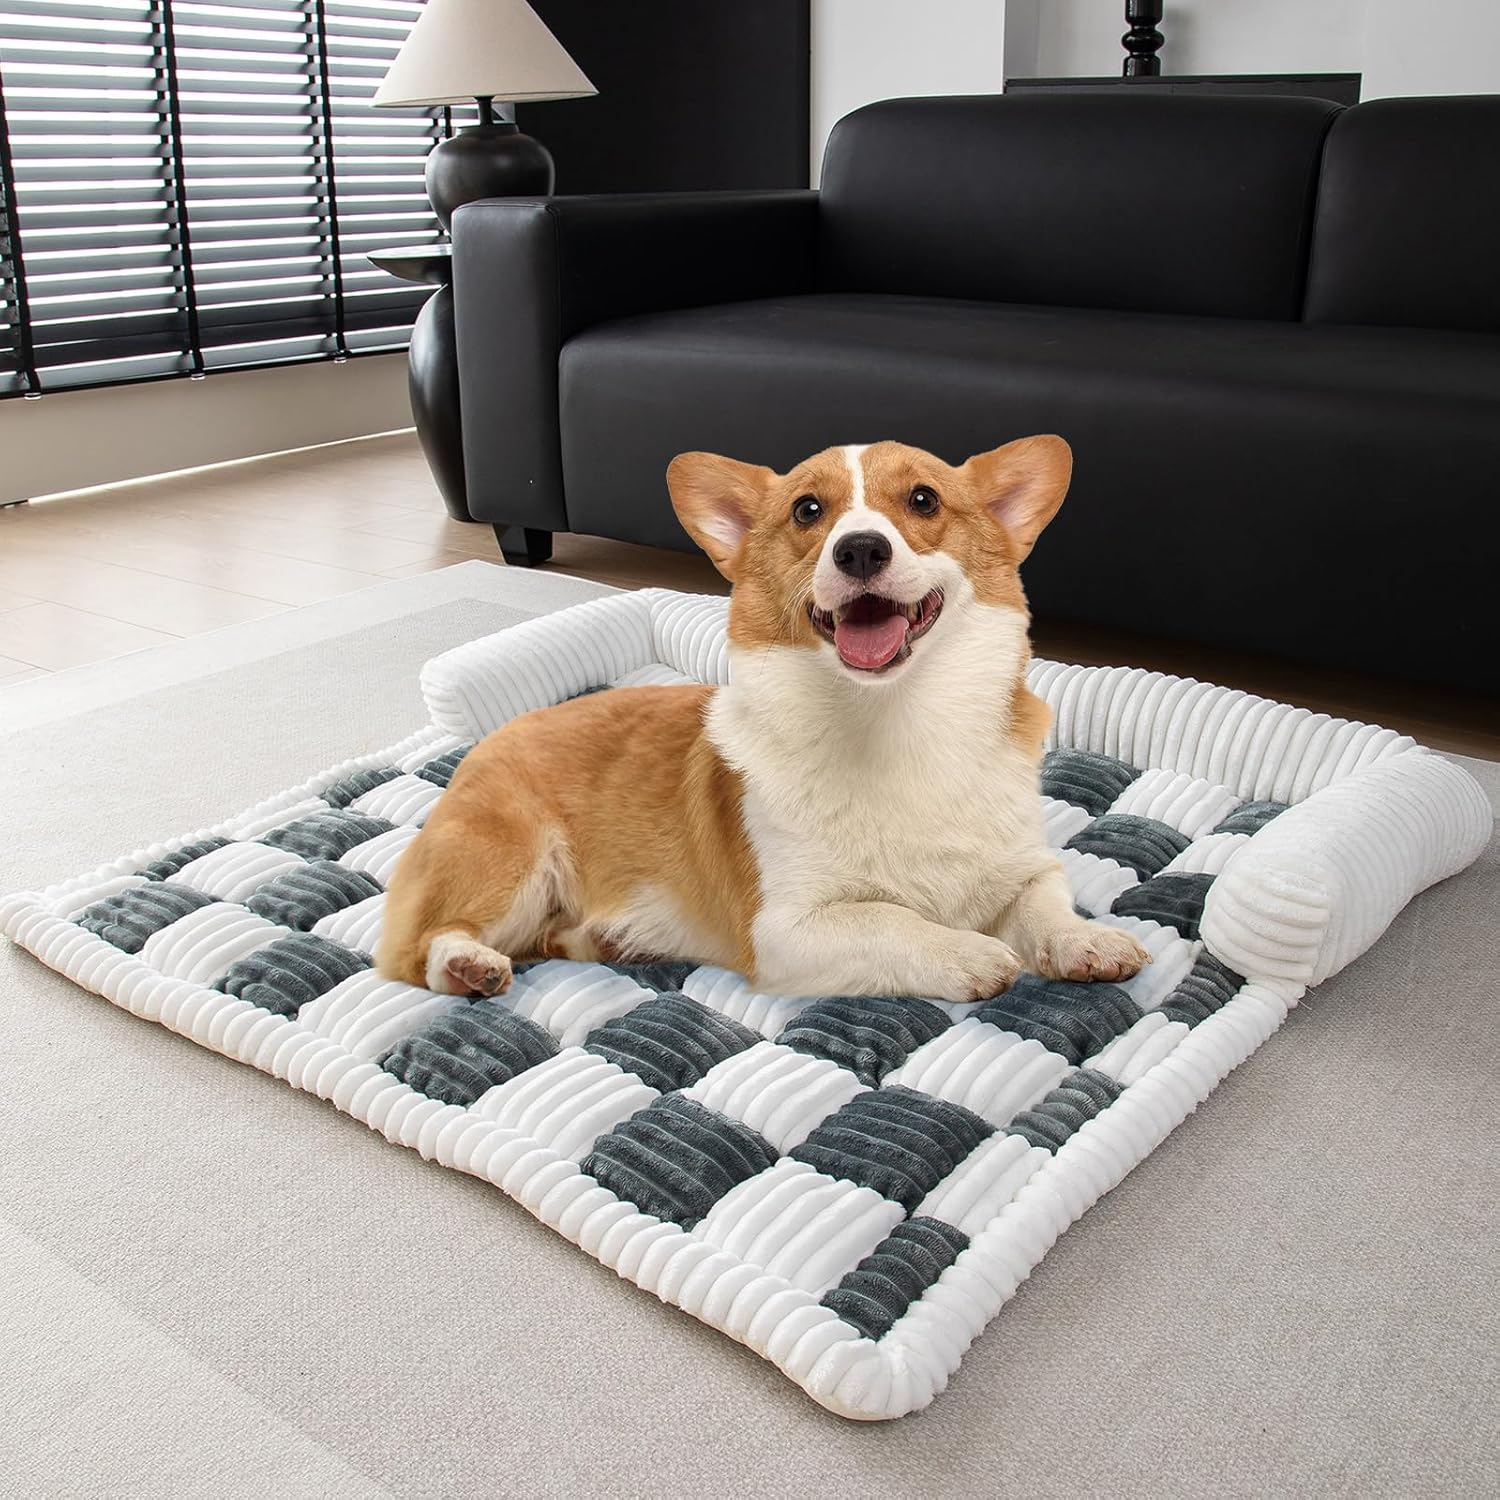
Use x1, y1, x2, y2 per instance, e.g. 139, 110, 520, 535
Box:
1361, 0, 1500, 99
0, 354, 412, 505
810, 0, 1499, 174
809, 0, 1012, 182
1003, 0, 1042, 83
1035, 0, 1366, 79
1033, 0, 1500, 98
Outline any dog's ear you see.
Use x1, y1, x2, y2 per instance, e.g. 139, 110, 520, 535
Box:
962, 435, 1073, 562
666, 452, 777, 580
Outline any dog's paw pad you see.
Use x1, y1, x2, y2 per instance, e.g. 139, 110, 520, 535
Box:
444, 948, 513, 997
1035, 926, 1150, 984
951, 936, 1022, 1002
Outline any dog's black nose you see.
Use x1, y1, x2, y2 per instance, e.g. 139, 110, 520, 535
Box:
832, 530, 892, 580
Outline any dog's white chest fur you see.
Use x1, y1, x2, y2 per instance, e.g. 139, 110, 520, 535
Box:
708, 609, 1052, 947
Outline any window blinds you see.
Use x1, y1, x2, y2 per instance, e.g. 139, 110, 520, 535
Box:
0, 0, 444, 396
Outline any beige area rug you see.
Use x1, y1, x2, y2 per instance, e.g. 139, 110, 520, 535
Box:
2, 561, 1496, 1496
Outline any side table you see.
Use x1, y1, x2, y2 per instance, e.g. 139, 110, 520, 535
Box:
367, 244, 553, 567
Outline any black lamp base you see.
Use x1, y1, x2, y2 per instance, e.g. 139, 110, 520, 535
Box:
397, 102, 556, 535
425, 121, 555, 231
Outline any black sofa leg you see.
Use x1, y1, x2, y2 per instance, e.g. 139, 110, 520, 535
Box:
494, 526, 554, 567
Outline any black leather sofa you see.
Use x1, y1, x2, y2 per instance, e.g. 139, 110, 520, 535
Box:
452, 93, 1500, 693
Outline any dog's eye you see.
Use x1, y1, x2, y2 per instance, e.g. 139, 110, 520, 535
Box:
791, 496, 823, 526
908, 486, 941, 516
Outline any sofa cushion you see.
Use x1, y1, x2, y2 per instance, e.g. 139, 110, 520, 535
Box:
557, 294, 1499, 690
1304, 96, 1500, 335
817, 94, 1339, 322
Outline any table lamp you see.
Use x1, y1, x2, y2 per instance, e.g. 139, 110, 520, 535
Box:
373, 0, 596, 229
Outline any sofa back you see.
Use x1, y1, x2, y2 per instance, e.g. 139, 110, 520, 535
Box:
1304, 96, 1500, 335
817, 93, 1339, 321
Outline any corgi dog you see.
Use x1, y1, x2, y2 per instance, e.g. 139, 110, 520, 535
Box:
376, 436, 1150, 1002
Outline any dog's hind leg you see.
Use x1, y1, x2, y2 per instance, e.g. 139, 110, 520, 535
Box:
375, 818, 573, 996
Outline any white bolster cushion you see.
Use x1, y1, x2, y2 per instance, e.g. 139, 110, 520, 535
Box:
421, 590, 659, 739
1201, 746, 1492, 986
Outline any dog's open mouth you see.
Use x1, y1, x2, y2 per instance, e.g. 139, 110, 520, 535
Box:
808, 588, 944, 672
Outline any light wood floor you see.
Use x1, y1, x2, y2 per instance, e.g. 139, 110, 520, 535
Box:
2, 430, 1495, 759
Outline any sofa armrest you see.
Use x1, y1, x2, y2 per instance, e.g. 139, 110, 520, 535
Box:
452, 190, 819, 530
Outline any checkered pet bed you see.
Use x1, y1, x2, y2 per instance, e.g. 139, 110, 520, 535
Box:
3, 591, 1488, 1421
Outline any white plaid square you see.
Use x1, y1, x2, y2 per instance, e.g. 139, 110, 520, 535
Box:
680, 1039, 868, 1153
165, 842, 305, 904
691, 1159, 906, 1296
138, 902, 288, 986
339, 824, 420, 884
349, 774, 444, 826
471, 1047, 658, 1161
506, 960, 655, 1047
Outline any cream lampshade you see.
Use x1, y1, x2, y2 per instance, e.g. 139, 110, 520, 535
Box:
373, 0, 595, 108
374, 0, 597, 229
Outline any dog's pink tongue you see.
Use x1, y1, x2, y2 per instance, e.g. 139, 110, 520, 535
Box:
834, 608, 908, 670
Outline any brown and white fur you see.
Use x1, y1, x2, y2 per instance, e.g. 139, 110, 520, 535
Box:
376, 436, 1149, 1002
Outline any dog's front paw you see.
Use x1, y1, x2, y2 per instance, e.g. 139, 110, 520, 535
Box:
1034, 922, 1150, 984
943, 932, 1022, 1003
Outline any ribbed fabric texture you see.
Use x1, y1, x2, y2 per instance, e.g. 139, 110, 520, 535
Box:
1007, 1068, 1126, 1152
321, 767, 400, 809
216, 933, 370, 1018
140, 837, 232, 882
1067, 814, 1193, 877
76, 883, 216, 953
383, 1002, 558, 1107
1214, 799, 1288, 835
583, 992, 759, 1093
582, 1095, 779, 1229
602, 960, 700, 993
413, 745, 473, 789
1112, 872, 1217, 939
821, 1217, 970, 1340
791, 1088, 995, 1212
1041, 749, 1142, 816
778, 996, 953, 1086
1157, 953, 1244, 1026
244, 860, 382, 932
978, 977, 1141, 1066
260, 810, 396, 861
